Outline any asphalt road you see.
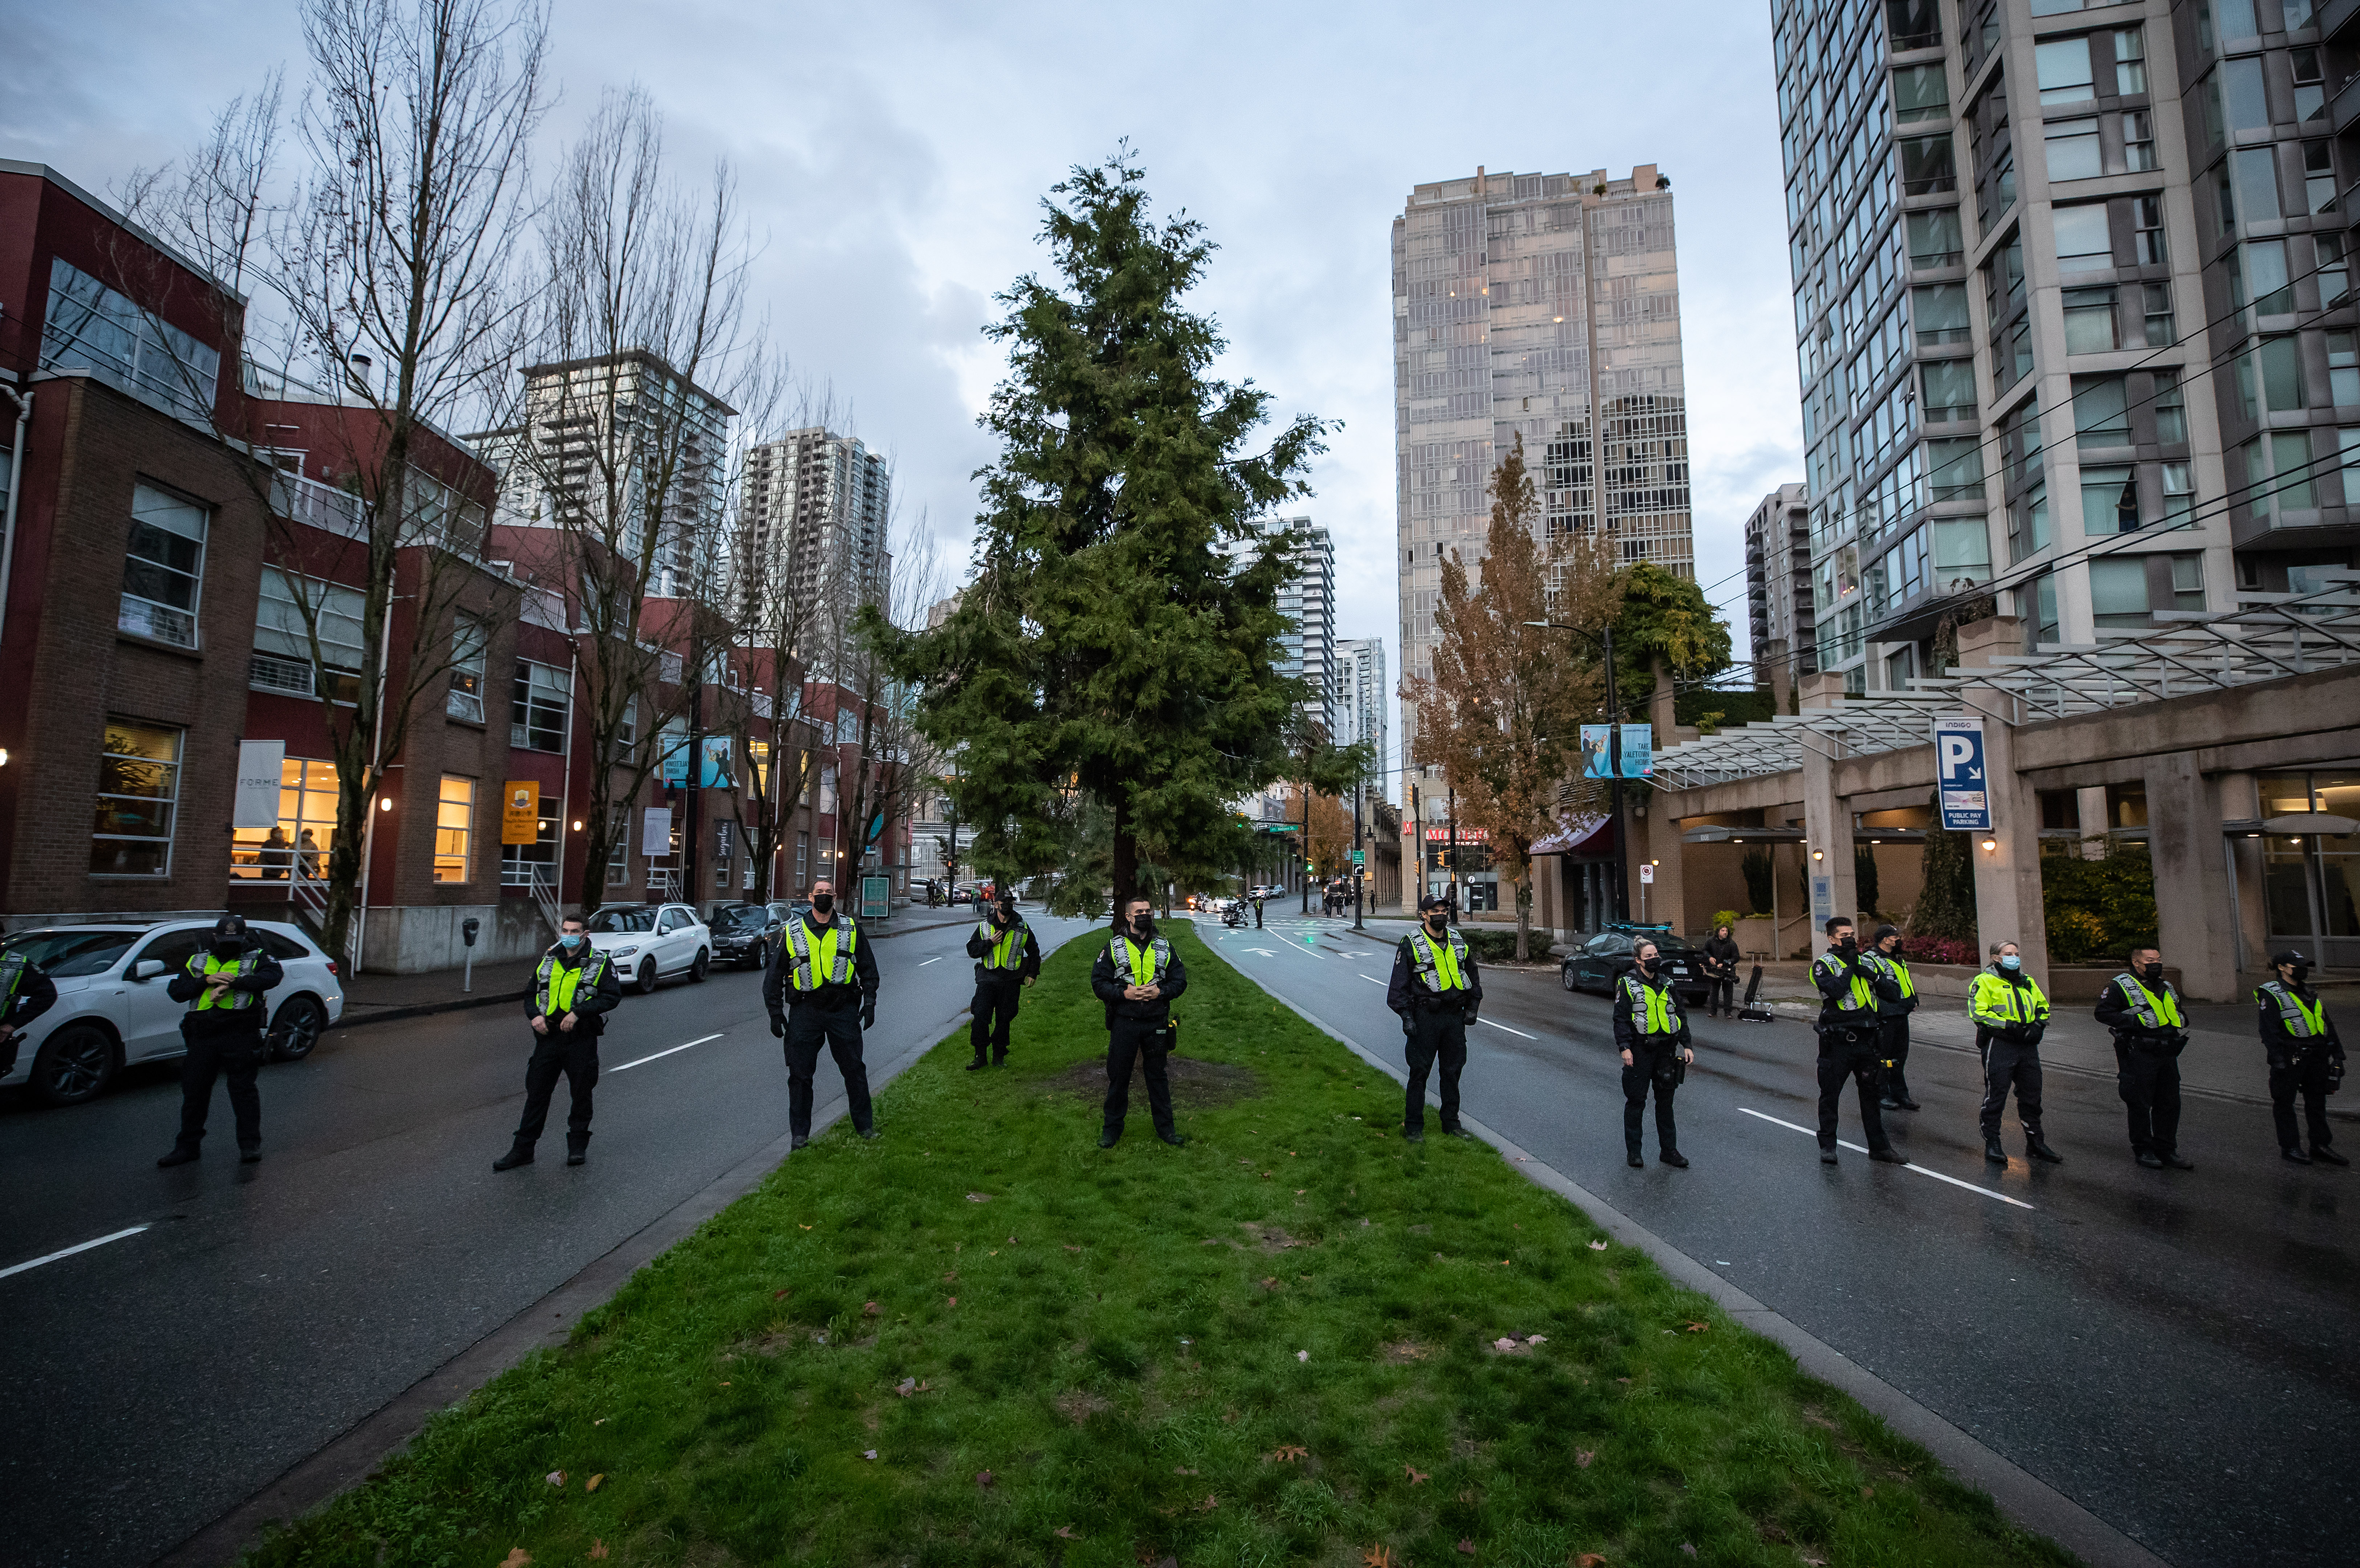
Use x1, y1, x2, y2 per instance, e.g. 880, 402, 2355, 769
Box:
0, 911, 1101, 1568
1208, 915, 2356, 1568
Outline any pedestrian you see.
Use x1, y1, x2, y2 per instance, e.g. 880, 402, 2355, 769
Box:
0, 940, 59, 1082
1700, 922, 1741, 1017
764, 877, 880, 1149
157, 914, 283, 1167
259, 825, 292, 881
495, 912, 622, 1170
1090, 895, 1188, 1147
2255, 949, 2347, 1165
1615, 938, 1693, 1168
1863, 923, 1921, 1110
1972, 940, 2061, 1165
297, 828, 323, 881
1385, 893, 1482, 1143
1811, 916, 1907, 1166
964, 891, 1041, 1070
2095, 944, 2194, 1171
1253, 891, 1265, 930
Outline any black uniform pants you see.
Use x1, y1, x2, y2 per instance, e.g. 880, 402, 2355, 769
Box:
1878, 1015, 1913, 1102
970, 974, 1021, 1061
2114, 1041, 2182, 1157
1705, 972, 1735, 1015
1403, 1006, 1468, 1134
785, 1004, 872, 1137
1103, 1017, 1174, 1137
2270, 1054, 2339, 1151
1980, 1037, 2045, 1140
1623, 1041, 1680, 1153
1816, 1035, 1891, 1151
515, 1028, 599, 1147
177, 1028, 264, 1149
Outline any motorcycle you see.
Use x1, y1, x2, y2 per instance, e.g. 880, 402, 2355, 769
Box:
1222, 903, 1248, 929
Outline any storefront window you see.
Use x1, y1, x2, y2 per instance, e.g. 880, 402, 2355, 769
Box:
232, 758, 338, 880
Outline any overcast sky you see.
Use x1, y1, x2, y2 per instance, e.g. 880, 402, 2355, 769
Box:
5, 0, 1800, 782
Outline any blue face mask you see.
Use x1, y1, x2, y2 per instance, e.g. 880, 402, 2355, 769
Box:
560, 933, 585, 951
1999, 955, 2021, 972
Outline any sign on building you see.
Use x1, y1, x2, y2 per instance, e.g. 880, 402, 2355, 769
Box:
1933, 717, 1991, 831
501, 780, 540, 845
641, 806, 674, 859
1638, 862, 1654, 885
234, 740, 285, 829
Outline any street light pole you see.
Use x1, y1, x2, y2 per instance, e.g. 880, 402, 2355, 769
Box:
1352, 765, 1367, 932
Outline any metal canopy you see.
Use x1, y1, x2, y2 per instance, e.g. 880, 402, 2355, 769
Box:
1654, 575, 2360, 789
2221, 813, 2360, 837
1680, 825, 1925, 845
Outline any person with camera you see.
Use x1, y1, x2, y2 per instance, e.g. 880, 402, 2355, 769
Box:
2095, 944, 2192, 1171
2254, 948, 2347, 1165
1089, 895, 1188, 1147
1698, 922, 1742, 1018
1812, 916, 1906, 1166
1385, 893, 1482, 1144
764, 878, 881, 1149
1973, 940, 2060, 1165
964, 892, 1041, 1070
1615, 938, 1692, 1168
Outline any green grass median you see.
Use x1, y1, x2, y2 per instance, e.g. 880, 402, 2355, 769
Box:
254, 923, 2071, 1568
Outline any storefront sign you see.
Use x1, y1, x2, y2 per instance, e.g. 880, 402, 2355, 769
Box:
234, 740, 285, 829
1934, 717, 1991, 831
641, 805, 673, 859
501, 780, 540, 845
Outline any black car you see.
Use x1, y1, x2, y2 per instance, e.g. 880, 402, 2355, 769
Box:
1561, 927, 1710, 1006
707, 902, 784, 970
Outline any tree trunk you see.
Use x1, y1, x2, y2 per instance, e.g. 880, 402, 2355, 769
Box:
1514, 879, 1530, 962
1110, 795, 1137, 914
578, 769, 615, 915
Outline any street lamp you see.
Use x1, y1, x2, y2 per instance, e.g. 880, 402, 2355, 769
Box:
1524, 619, 1629, 923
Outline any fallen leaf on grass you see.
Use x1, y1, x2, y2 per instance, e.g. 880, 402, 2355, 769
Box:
1404, 1465, 1429, 1484
965, 1192, 991, 1203
976, 1469, 994, 1488
544, 1471, 565, 1487
1458, 1542, 1477, 1556
1268, 1445, 1309, 1462
1363, 1549, 1394, 1568
500, 1552, 530, 1568
1860, 1485, 1875, 1499
1008, 1234, 1018, 1244
1576, 1450, 1595, 1467
1063, 1244, 1082, 1253
772, 1287, 793, 1299
1588, 1240, 1609, 1251
1197, 1494, 1218, 1512
1493, 1337, 1519, 1352
1577, 1556, 1607, 1567
584, 1473, 603, 1492
1261, 1276, 1280, 1289
592, 1418, 606, 1426
1526, 1334, 1548, 1345
1295, 1188, 1307, 1195
1680, 1547, 1697, 1559
1173, 1466, 1199, 1475
1803, 1558, 1827, 1566
896, 1377, 918, 1396
1055, 1524, 1079, 1539
861, 1449, 878, 1461
588, 1544, 607, 1561
798, 1224, 813, 1230
943, 1270, 957, 1282
717, 1381, 731, 1387
947, 1297, 958, 1307
1684, 1321, 1709, 1333
863, 1301, 881, 1317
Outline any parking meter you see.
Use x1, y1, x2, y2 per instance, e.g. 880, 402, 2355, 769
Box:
461, 916, 480, 992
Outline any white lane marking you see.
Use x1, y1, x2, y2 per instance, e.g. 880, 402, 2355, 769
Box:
1242, 948, 1278, 957
611, 1033, 724, 1073
0, 1224, 151, 1282
1739, 1108, 2035, 1210
1480, 1018, 1538, 1040
918, 956, 943, 966
1359, 974, 1385, 984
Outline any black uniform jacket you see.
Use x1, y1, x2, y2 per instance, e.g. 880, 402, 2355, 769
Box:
966, 916, 1043, 982
2094, 973, 2186, 1047
1611, 970, 1691, 1053
2255, 983, 2345, 1065
4, 963, 58, 1032
1090, 930, 1188, 1025
168, 945, 285, 1038
1813, 947, 1899, 1033
1385, 931, 1484, 1017
765, 912, 881, 1016
525, 944, 626, 1037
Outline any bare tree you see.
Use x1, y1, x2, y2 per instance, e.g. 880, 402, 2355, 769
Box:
837, 503, 948, 901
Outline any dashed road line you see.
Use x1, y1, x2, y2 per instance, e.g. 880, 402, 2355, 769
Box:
1739, 1108, 2035, 1209
1479, 1018, 1539, 1040
0, 1225, 151, 1282
611, 1033, 724, 1073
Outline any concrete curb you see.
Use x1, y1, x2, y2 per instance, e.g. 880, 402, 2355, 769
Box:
1242, 982, 2177, 1568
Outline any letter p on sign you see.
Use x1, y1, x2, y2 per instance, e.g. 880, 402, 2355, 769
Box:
1932, 718, 1991, 832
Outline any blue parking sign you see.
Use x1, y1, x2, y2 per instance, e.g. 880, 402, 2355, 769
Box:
1934, 717, 1991, 831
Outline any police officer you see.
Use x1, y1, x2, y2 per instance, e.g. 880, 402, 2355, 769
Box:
2095, 944, 2193, 1171
1615, 938, 1693, 1168
2257, 949, 2347, 1165
1973, 940, 2061, 1165
965, 892, 1041, 1070
495, 912, 623, 1170
1385, 893, 1482, 1143
1252, 891, 1265, 930
1812, 916, 1907, 1165
157, 914, 283, 1167
1090, 895, 1188, 1147
765, 877, 881, 1150
0, 940, 59, 1083
1862, 924, 1921, 1111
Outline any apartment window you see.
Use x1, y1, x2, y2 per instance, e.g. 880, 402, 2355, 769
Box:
2154, 371, 2188, 445
2239, 336, 2306, 417
2089, 558, 2151, 628
500, 789, 559, 887
2046, 119, 2101, 182
232, 757, 337, 882
510, 660, 570, 751
2247, 430, 2317, 517
1899, 132, 1956, 195
2293, 48, 2326, 126
2133, 195, 2167, 264
2005, 395, 2045, 485
1934, 517, 1993, 588
1921, 359, 1976, 423
614, 695, 638, 763
252, 568, 366, 703
2303, 143, 2337, 216
91, 720, 182, 878
2036, 38, 2095, 105
2028, 571, 2060, 647
37, 258, 221, 427
2285, 0, 2318, 30
2010, 481, 2051, 562
2082, 464, 2140, 533
1913, 283, 1970, 343
2162, 460, 2194, 521
2121, 112, 2157, 173
1929, 435, 1986, 501
434, 775, 476, 883
1888, 0, 1941, 50
1885, 645, 1918, 691
2142, 282, 2176, 347
2330, 332, 2360, 407
2233, 148, 2281, 225
1996, 318, 2035, 391
119, 485, 207, 649
1907, 207, 1964, 268
796, 830, 810, 889
2221, 57, 2267, 134
2063, 287, 2118, 354
2113, 28, 2146, 96
2316, 233, 2349, 305
2169, 554, 2207, 613
2073, 376, 2131, 448
1895, 65, 1947, 124
608, 807, 628, 875
2054, 204, 2114, 273
447, 615, 487, 722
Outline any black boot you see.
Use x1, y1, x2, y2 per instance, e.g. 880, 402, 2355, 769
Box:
1158, 1129, 1187, 1147
2160, 1151, 2195, 1170
1659, 1148, 1689, 1169
1818, 1144, 1838, 1165
1098, 1129, 1119, 1149
2284, 1146, 2314, 1164
791, 1135, 810, 1151
1626, 1142, 1644, 1168
2135, 1150, 2164, 1169
239, 1144, 263, 1165
2025, 1134, 2063, 1164
493, 1144, 534, 1172
157, 1144, 200, 1168
566, 1136, 589, 1167
2313, 1144, 2349, 1166
1404, 1127, 1424, 1144
1983, 1137, 2007, 1164
965, 1056, 987, 1071
1870, 1147, 1908, 1165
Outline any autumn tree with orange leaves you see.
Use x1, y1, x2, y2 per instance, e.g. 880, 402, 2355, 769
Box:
1408, 434, 1620, 960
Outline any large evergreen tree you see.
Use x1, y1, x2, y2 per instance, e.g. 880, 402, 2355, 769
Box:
876, 153, 1328, 905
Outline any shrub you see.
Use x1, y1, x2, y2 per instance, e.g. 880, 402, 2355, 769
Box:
2041, 838, 2157, 960
2047, 908, 2109, 964
1900, 935, 1978, 966
1458, 929, 1525, 962
1711, 908, 1743, 931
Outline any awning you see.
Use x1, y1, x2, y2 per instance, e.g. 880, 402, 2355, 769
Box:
1679, 825, 1925, 845
1531, 812, 1612, 857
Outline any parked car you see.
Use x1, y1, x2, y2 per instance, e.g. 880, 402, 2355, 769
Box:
1559, 926, 1709, 1006
706, 902, 783, 971
585, 903, 712, 994
0, 920, 345, 1108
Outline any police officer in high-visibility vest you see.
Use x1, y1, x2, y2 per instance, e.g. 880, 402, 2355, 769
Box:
495, 912, 623, 1170
2095, 944, 2194, 1171
1973, 940, 2061, 1165
1614, 938, 1693, 1168
1862, 924, 1921, 1111
0, 942, 59, 1083
964, 892, 1040, 1070
764, 878, 881, 1149
158, 914, 284, 1167
1089, 895, 1189, 1147
2256, 948, 2347, 1165
1811, 916, 1907, 1165
1384, 893, 1483, 1143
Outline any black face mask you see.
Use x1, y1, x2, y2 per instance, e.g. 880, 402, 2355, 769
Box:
2139, 961, 2163, 983
811, 894, 834, 915
1838, 935, 1857, 954
1636, 955, 1656, 973
1133, 914, 1156, 939
2290, 964, 2313, 986
1424, 913, 1448, 931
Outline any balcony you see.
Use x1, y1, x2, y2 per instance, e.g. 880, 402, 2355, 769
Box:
2332, 70, 2360, 139
270, 470, 366, 540
2322, 0, 2360, 44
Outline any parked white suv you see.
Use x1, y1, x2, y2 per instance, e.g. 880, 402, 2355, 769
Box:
0, 920, 345, 1107
584, 903, 712, 994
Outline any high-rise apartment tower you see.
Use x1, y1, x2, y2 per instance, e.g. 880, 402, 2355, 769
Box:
737, 428, 892, 678
1335, 637, 1392, 796
1745, 482, 1816, 708
1274, 520, 1339, 737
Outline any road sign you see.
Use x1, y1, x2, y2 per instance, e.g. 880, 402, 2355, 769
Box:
1351, 849, 1365, 866
1933, 717, 1991, 831
1638, 862, 1654, 884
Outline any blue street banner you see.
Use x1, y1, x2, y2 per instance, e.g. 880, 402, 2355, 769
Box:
1934, 716, 1991, 830
660, 735, 735, 788
1581, 723, 1615, 779
1618, 724, 1654, 779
